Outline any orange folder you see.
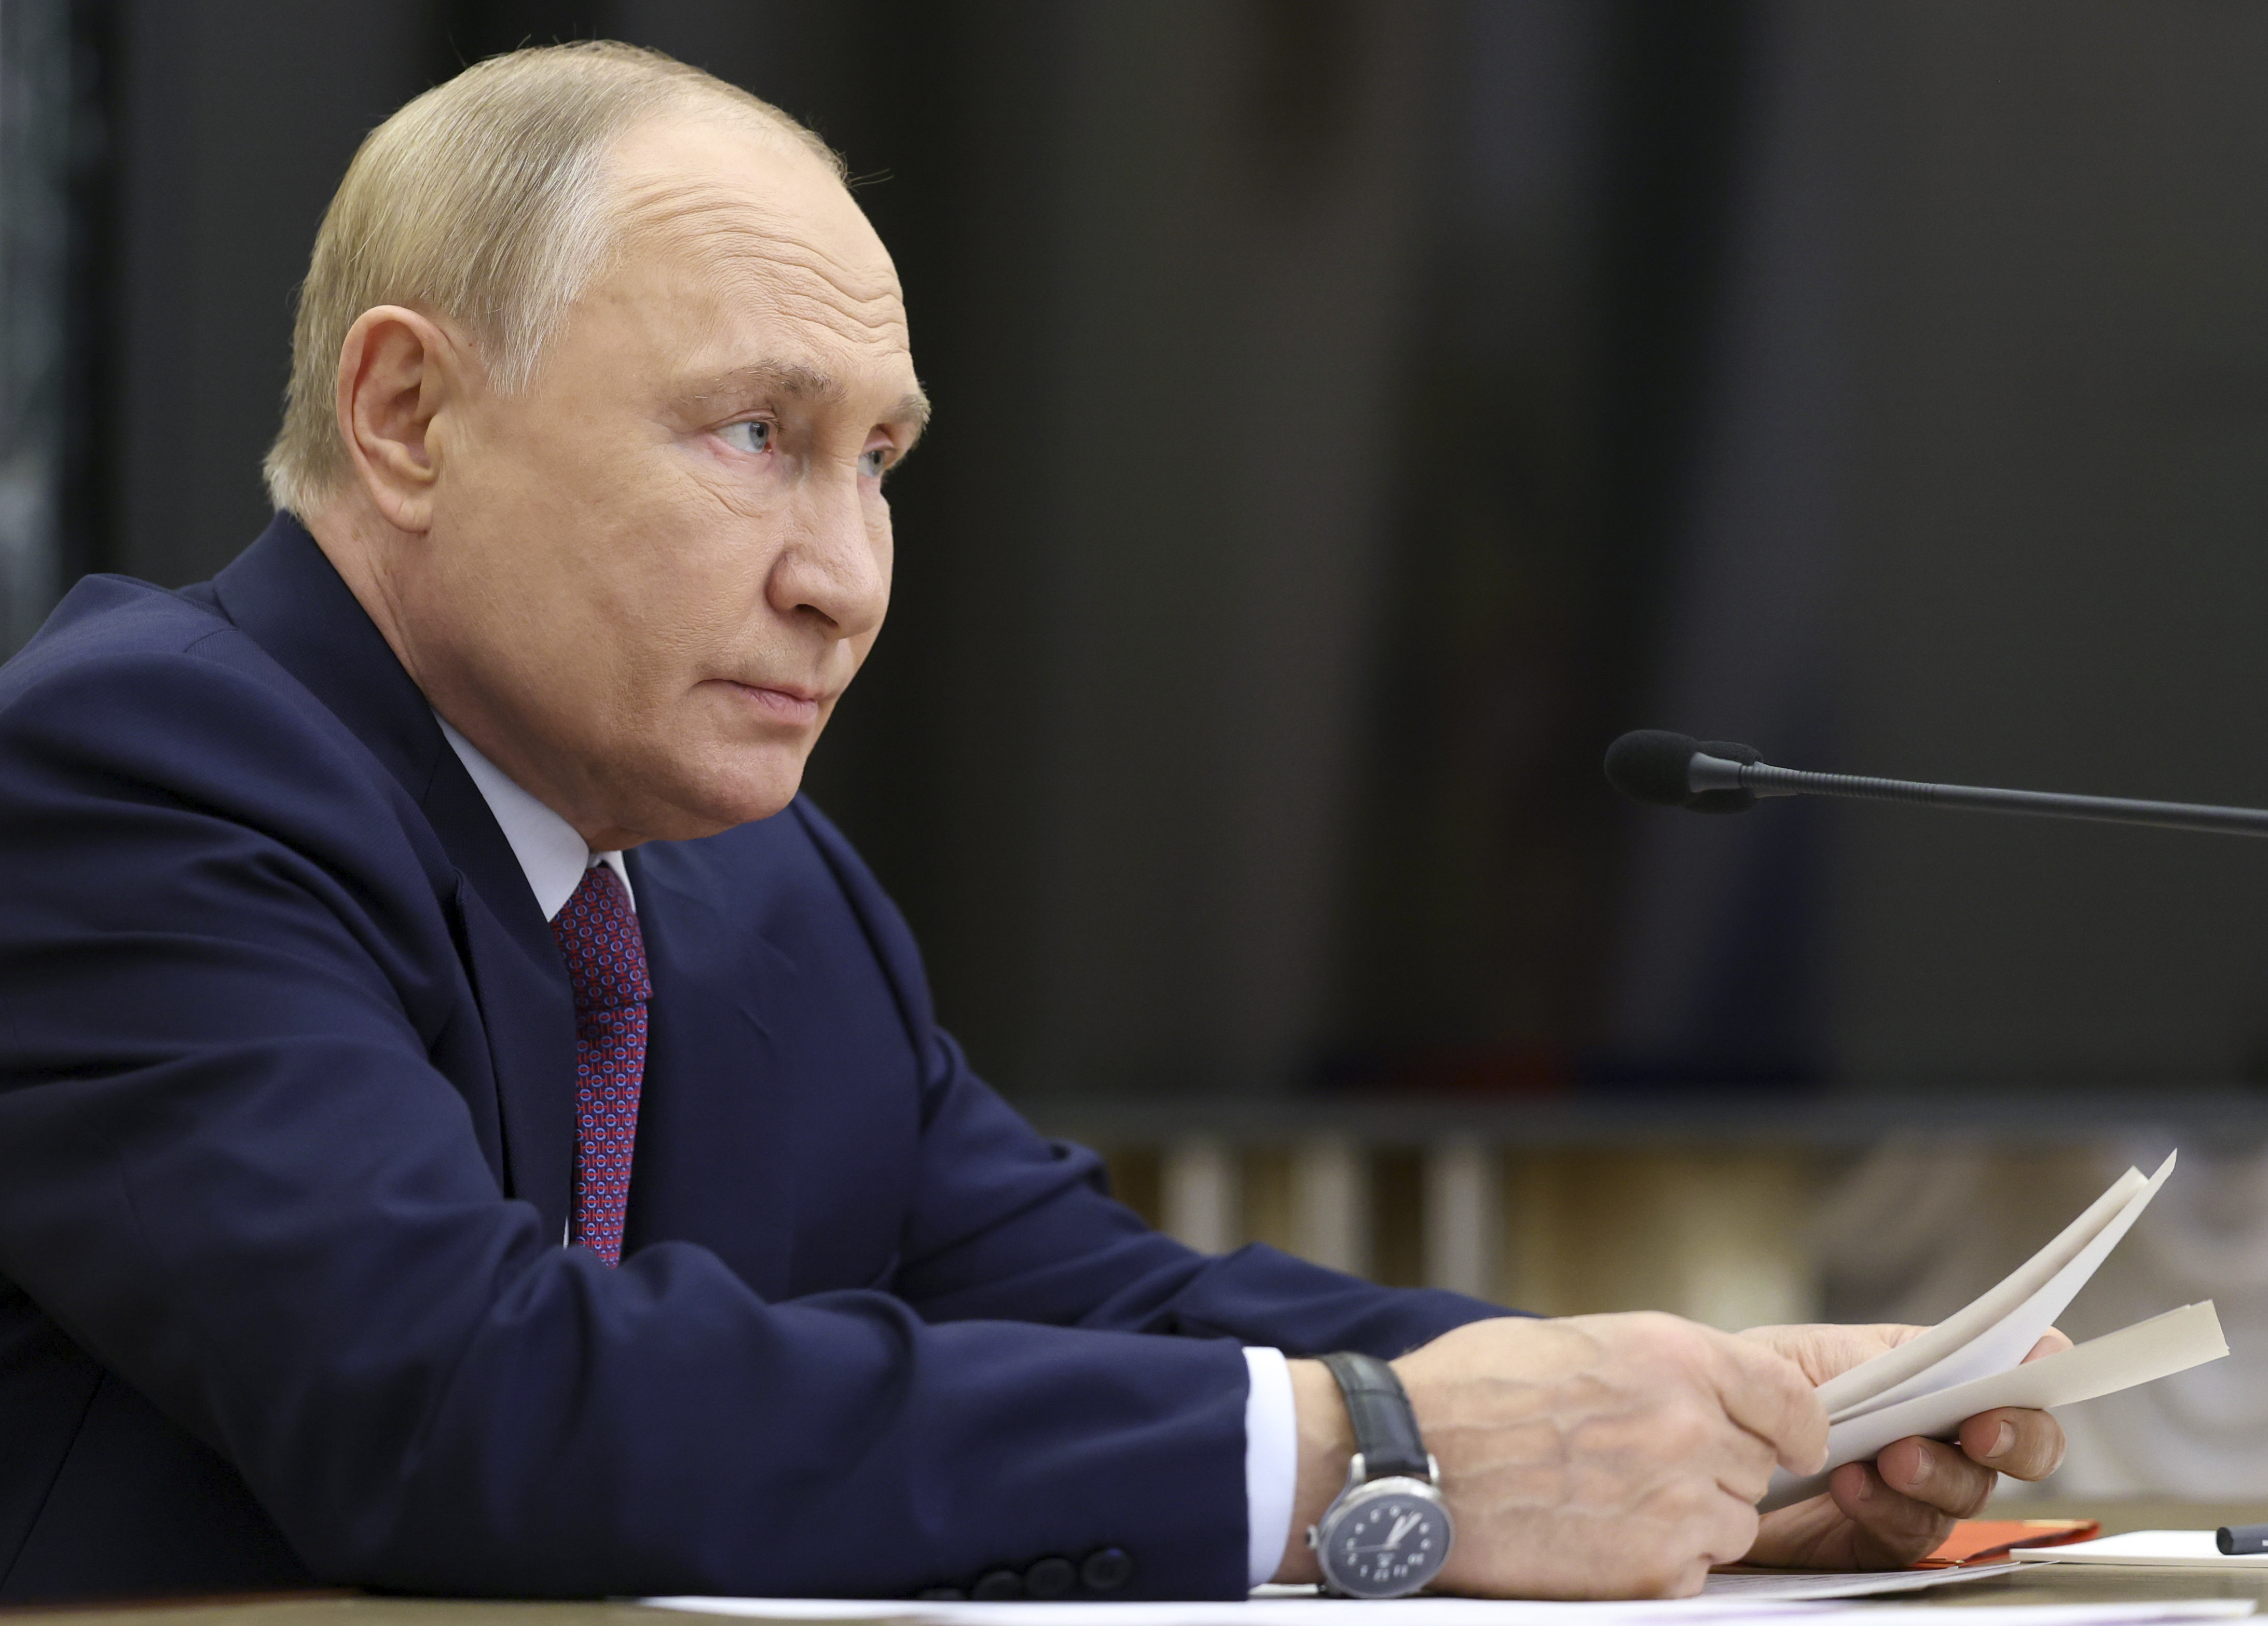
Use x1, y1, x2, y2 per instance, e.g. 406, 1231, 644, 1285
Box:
1918, 1518, 2102, 1567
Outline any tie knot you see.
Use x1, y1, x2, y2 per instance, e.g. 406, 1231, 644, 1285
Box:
550, 864, 652, 1011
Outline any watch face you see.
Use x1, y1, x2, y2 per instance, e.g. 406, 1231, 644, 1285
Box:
1321, 1486, 1451, 1599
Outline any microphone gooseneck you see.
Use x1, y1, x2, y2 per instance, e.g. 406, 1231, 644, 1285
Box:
1603, 729, 2268, 840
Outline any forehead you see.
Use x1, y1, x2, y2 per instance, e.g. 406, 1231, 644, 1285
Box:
592, 114, 912, 389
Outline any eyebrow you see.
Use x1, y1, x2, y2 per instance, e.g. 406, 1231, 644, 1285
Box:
683, 362, 932, 437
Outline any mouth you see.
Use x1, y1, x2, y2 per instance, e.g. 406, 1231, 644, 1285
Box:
717, 678, 825, 726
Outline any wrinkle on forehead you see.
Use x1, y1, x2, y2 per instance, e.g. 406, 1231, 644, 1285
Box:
608, 170, 910, 354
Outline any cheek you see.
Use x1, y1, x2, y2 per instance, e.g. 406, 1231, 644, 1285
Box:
868, 501, 896, 596
612, 521, 776, 681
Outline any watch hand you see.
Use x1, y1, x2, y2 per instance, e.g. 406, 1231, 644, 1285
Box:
1385, 1512, 1422, 1549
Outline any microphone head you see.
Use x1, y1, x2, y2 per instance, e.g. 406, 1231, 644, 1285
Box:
1603, 730, 1704, 807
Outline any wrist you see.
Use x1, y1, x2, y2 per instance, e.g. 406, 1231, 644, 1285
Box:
1275, 1358, 1353, 1583
1303, 1352, 1453, 1597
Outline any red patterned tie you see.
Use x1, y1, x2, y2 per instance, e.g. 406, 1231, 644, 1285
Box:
551, 864, 650, 1267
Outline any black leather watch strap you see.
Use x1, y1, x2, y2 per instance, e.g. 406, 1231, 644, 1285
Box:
1321, 1351, 1430, 1481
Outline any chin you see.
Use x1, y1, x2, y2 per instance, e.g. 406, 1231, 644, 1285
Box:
614, 726, 816, 840
662, 755, 810, 837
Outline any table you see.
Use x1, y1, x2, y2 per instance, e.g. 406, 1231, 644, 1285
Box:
10, 1506, 2268, 1626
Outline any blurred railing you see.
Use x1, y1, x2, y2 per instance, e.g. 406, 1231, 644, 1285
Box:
1026, 1090, 2268, 1332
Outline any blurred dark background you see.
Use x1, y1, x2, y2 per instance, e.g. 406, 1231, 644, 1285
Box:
8, 0, 2268, 1108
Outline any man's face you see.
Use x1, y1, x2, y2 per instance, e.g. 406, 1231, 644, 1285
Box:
401, 115, 924, 847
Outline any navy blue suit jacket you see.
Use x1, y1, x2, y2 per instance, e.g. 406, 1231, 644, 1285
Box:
0, 518, 1501, 1603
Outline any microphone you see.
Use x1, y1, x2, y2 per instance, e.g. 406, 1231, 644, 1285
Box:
1603, 729, 2268, 839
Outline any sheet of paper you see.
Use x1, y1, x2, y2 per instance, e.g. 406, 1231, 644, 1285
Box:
1812, 1163, 2146, 1417
1763, 1299, 2227, 1510
644, 1596, 1835, 1624
1250, 1570, 2015, 1605
1770, 1610, 2252, 1624
2012, 1530, 2268, 1568
1819, 1154, 2175, 1423
1697, 1562, 2018, 1599
643, 1592, 2256, 1625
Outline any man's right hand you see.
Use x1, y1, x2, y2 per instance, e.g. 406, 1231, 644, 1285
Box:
1279, 1314, 1828, 1599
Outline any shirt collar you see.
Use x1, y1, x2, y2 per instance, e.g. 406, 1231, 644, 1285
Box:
436, 716, 634, 921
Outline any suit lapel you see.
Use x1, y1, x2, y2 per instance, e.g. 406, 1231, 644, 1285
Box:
211, 516, 578, 1234
443, 874, 578, 1239
424, 755, 578, 1240
622, 844, 796, 1293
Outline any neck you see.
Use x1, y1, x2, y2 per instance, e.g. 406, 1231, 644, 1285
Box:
303, 493, 645, 852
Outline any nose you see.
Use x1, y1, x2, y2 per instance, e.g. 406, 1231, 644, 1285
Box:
767, 465, 890, 642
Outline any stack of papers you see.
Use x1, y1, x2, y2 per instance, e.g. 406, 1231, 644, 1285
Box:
1258, 1571, 2012, 1603
1764, 1151, 2227, 1508
1686, 1565, 2018, 1599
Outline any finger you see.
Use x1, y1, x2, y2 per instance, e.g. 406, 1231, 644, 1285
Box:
1648, 1481, 1764, 1586
1738, 1323, 1921, 1385
1827, 1460, 1959, 1567
1695, 1487, 1766, 1573
1705, 1329, 1829, 1474
1958, 1405, 2067, 1481
1708, 1421, 1785, 1506
1614, 1481, 1745, 1597
1746, 1489, 1859, 1570
1876, 1435, 1996, 1517
2023, 1327, 2074, 1361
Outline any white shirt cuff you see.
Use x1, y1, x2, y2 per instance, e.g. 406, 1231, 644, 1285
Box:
1242, 1345, 1297, 1588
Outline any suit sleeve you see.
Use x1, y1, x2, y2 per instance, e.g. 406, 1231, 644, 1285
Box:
0, 638, 1258, 1600
791, 802, 1517, 1356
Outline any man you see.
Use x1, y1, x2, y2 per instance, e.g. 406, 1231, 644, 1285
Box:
0, 43, 2063, 1604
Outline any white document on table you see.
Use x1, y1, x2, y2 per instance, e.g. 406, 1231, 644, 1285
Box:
1248, 1571, 2014, 1603
2013, 1531, 2268, 1568
1763, 1151, 2229, 1509
645, 1594, 2256, 1624
642, 1565, 2023, 1620
1695, 1562, 2018, 1599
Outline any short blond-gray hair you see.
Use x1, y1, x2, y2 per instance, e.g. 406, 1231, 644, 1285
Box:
262, 40, 844, 517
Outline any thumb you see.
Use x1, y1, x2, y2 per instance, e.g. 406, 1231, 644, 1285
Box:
1715, 1333, 1830, 1474
1741, 1322, 1924, 1386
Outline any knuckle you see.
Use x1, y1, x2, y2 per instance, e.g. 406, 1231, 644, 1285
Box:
1626, 1555, 1688, 1599
1723, 1439, 1777, 1499
1779, 1359, 1825, 1406
1664, 1317, 1717, 1363
1632, 1310, 1701, 1358
1712, 1503, 1762, 1563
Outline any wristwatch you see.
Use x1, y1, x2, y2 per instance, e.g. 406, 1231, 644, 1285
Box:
1305, 1351, 1453, 1598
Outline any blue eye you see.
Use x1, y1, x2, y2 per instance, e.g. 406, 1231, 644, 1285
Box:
859, 447, 888, 479
720, 420, 772, 454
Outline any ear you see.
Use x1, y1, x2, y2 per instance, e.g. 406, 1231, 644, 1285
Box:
334, 305, 467, 533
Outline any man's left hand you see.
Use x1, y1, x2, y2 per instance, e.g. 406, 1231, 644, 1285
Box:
1736, 1323, 2070, 1570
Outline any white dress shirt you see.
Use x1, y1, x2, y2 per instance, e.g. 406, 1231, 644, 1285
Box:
435, 716, 1298, 1586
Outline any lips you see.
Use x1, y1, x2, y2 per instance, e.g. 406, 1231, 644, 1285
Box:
719, 679, 824, 724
